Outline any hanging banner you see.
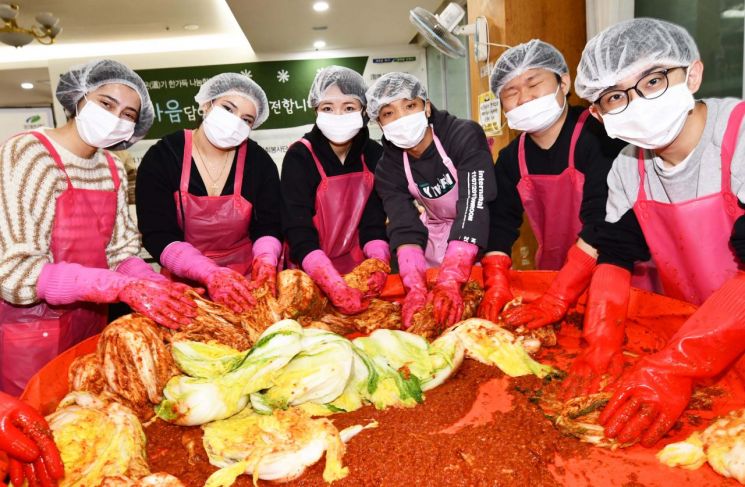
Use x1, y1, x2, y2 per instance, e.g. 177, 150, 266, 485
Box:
136, 57, 368, 138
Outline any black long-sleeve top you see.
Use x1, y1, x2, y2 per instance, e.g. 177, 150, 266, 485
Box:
280, 125, 387, 265
136, 130, 282, 262
374, 106, 497, 251
487, 105, 628, 255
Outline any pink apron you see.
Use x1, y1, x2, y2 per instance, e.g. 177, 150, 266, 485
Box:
292, 138, 373, 275
172, 129, 253, 277
517, 110, 588, 271
0, 131, 116, 395
403, 132, 460, 267
633, 102, 745, 305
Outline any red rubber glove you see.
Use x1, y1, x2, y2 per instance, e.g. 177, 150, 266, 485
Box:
477, 253, 513, 323
0, 392, 64, 487
429, 241, 479, 329
303, 250, 368, 314
397, 246, 429, 328
600, 272, 745, 447
502, 245, 596, 329
563, 264, 630, 399
204, 268, 257, 313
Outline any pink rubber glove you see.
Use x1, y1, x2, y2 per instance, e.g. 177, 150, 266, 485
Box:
1, 392, 64, 487
251, 236, 281, 296
563, 264, 630, 399
600, 272, 745, 447
477, 253, 513, 323
160, 241, 255, 313
115, 255, 168, 282
429, 241, 479, 328
502, 245, 596, 329
363, 239, 391, 264
397, 245, 429, 328
303, 250, 368, 314
36, 262, 198, 329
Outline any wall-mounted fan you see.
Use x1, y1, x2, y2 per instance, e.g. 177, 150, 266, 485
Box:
409, 3, 496, 61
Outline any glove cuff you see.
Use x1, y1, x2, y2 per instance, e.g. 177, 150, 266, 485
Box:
252, 236, 282, 267
363, 239, 391, 264
160, 241, 219, 283
397, 246, 428, 293
546, 245, 597, 303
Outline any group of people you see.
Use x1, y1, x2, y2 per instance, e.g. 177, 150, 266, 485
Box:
2, 15, 745, 484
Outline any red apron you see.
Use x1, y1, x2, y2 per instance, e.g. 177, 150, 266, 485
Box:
291, 138, 373, 275
516, 110, 588, 270
172, 129, 253, 276
0, 131, 116, 395
633, 102, 745, 305
403, 132, 460, 267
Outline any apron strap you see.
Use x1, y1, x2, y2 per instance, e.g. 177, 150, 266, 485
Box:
102, 150, 121, 191
297, 138, 327, 180
567, 109, 591, 169
720, 101, 745, 193
180, 129, 193, 193
28, 131, 73, 189
233, 140, 248, 195
517, 133, 529, 178
636, 148, 649, 202
431, 132, 457, 177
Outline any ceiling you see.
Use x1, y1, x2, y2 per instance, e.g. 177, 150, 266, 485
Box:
0, 0, 444, 107
227, 0, 442, 53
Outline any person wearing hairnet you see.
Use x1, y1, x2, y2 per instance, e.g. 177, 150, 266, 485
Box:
0, 61, 199, 392
369, 72, 497, 329
478, 40, 627, 328
281, 66, 388, 314
564, 18, 745, 447
137, 73, 282, 311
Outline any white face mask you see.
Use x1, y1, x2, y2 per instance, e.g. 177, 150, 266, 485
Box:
601, 78, 695, 150
75, 99, 136, 148
504, 86, 565, 133
382, 110, 429, 149
202, 105, 251, 149
316, 111, 364, 144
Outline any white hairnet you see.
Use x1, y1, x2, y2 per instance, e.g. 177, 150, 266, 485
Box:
365, 72, 428, 120
308, 66, 366, 108
194, 73, 270, 128
575, 18, 700, 102
56, 59, 154, 150
490, 39, 568, 98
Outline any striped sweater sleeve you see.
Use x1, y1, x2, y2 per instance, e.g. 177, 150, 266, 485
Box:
0, 134, 62, 304
105, 153, 142, 269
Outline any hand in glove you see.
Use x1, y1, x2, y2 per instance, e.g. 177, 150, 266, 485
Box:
37, 262, 198, 329
396, 245, 429, 328
502, 244, 596, 329
563, 264, 630, 399
303, 250, 368, 314
429, 241, 478, 328
0, 392, 64, 487
251, 236, 282, 296
600, 272, 745, 447
159, 241, 254, 312
477, 253, 513, 322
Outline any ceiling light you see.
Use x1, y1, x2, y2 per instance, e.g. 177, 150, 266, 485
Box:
183, 24, 199, 31
20, 81, 33, 89
313, 40, 326, 49
313, 2, 329, 12
0, 3, 61, 47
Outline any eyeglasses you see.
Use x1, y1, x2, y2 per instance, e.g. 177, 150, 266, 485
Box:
595, 66, 688, 115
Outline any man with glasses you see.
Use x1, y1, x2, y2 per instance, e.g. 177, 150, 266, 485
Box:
479, 39, 627, 329
565, 17, 745, 448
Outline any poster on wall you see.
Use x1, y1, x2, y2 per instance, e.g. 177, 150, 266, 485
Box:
132, 53, 426, 169
0, 107, 55, 143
